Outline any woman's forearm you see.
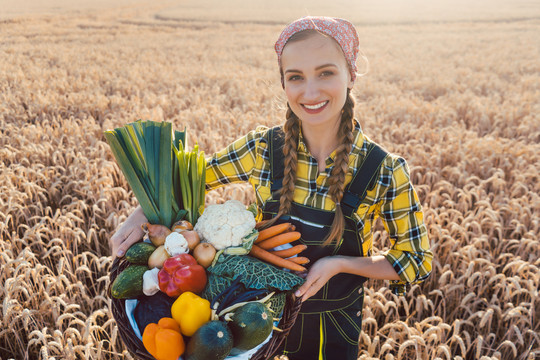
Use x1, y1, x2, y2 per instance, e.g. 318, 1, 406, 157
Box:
335, 255, 401, 281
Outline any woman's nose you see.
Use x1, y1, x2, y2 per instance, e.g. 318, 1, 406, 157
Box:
303, 79, 321, 99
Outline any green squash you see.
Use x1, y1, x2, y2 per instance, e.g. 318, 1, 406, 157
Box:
228, 302, 273, 351
186, 320, 233, 360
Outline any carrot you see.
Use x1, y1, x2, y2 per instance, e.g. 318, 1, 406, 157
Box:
250, 244, 307, 272
255, 223, 294, 244
270, 244, 307, 258
258, 231, 301, 250
288, 256, 310, 265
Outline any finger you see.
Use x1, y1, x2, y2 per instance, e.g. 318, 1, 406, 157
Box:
110, 227, 130, 248
300, 276, 326, 302
294, 274, 318, 298
110, 231, 129, 257
115, 229, 143, 258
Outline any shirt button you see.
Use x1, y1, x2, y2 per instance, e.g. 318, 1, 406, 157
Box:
356, 311, 362, 317
358, 288, 363, 294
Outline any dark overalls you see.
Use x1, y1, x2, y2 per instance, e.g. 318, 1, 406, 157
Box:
262, 127, 387, 360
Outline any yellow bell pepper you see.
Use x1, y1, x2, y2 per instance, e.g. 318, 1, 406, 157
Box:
142, 317, 185, 360
171, 291, 212, 336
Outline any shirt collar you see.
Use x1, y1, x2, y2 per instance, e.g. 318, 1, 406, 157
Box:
297, 120, 363, 163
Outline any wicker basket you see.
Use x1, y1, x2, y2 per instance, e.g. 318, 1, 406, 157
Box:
109, 257, 302, 360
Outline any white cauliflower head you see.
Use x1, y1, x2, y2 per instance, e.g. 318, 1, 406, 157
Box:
194, 200, 256, 250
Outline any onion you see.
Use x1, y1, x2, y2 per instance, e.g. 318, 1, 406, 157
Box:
141, 223, 171, 247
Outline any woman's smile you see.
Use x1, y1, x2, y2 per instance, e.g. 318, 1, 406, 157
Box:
302, 100, 329, 113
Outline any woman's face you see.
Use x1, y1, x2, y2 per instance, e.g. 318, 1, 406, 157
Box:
281, 32, 353, 131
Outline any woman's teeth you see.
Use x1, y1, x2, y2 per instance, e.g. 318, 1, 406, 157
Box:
303, 101, 328, 110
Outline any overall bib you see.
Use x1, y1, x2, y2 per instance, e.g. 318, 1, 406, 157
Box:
262, 127, 387, 360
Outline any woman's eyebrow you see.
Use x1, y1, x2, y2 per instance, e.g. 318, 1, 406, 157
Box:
284, 63, 338, 74
315, 63, 338, 70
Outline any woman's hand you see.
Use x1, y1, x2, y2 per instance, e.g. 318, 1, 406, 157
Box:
110, 206, 148, 258
294, 256, 343, 302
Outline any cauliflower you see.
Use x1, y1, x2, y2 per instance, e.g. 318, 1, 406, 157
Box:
194, 200, 256, 250
164, 232, 189, 256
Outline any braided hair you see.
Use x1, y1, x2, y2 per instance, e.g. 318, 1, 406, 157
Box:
263, 89, 356, 246
263, 29, 357, 246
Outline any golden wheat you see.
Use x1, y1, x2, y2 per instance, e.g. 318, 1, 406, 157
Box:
0, 2, 538, 360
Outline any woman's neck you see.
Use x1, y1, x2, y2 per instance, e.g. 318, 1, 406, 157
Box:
301, 122, 340, 172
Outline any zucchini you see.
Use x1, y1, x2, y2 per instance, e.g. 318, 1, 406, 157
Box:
186, 321, 233, 360
125, 242, 156, 264
110, 265, 148, 299
228, 302, 273, 351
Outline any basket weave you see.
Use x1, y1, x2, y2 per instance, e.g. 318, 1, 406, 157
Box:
109, 256, 302, 360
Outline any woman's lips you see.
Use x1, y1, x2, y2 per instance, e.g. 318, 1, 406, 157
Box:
302, 101, 328, 114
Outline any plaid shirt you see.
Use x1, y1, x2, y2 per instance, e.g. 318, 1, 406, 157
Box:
206, 122, 432, 296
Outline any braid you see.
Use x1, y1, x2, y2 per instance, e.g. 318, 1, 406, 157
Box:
262, 90, 356, 248
323, 89, 356, 246
278, 105, 300, 216
260, 104, 300, 229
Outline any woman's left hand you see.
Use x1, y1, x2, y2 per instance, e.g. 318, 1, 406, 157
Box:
294, 256, 343, 302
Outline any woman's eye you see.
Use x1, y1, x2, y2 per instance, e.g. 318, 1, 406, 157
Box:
288, 75, 302, 81
320, 71, 334, 77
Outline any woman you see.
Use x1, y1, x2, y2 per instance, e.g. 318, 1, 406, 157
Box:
111, 16, 432, 359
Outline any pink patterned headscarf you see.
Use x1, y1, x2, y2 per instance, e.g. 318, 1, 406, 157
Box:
275, 16, 360, 82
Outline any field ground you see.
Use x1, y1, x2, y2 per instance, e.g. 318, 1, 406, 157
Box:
0, 0, 539, 359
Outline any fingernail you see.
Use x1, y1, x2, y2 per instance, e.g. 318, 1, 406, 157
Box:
117, 250, 124, 257
295, 290, 301, 297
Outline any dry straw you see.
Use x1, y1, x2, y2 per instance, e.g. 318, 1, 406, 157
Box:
1, 6, 539, 360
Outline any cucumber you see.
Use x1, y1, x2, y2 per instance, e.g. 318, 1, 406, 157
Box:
125, 242, 156, 264
110, 265, 148, 299
228, 302, 273, 351
186, 321, 233, 360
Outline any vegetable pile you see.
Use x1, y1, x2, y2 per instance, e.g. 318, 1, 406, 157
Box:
110, 206, 306, 360
106, 122, 306, 360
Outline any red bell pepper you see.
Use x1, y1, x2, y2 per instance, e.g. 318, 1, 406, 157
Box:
158, 253, 207, 297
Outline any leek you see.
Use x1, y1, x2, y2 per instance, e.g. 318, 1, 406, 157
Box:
104, 120, 197, 228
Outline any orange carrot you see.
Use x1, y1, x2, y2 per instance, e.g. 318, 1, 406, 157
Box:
258, 231, 301, 250
250, 245, 307, 272
255, 223, 294, 244
270, 244, 307, 258
288, 256, 310, 265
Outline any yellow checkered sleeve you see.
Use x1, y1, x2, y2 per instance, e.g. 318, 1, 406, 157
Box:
205, 126, 271, 193
379, 156, 433, 295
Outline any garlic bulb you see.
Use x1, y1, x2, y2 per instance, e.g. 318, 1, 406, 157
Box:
164, 232, 189, 256
142, 268, 160, 296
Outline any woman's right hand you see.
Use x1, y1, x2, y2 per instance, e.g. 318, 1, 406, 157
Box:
110, 206, 148, 258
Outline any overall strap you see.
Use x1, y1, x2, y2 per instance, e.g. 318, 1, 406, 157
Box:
268, 126, 285, 194
268, 125, 388, 216
341, 144, 388, 218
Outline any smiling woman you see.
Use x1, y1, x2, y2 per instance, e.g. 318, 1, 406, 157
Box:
111, 15, 432, 360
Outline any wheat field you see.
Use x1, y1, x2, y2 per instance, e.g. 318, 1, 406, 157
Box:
0, 1, 539, 359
